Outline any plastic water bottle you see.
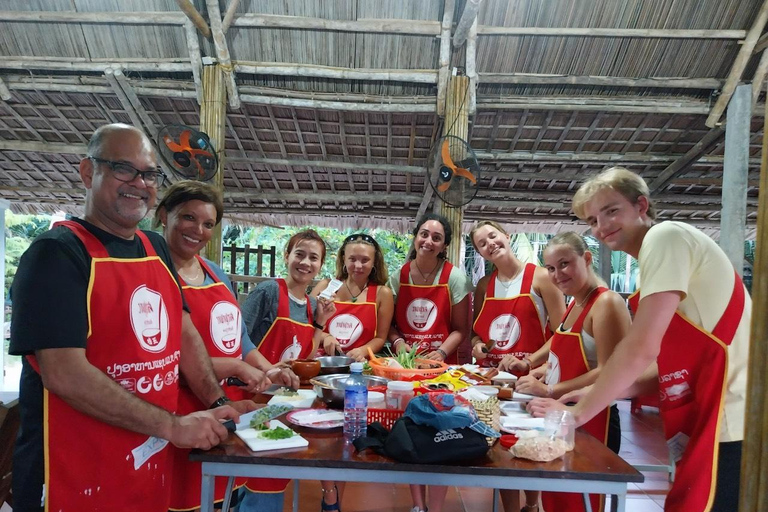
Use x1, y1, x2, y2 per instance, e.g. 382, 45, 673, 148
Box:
343, 362, 368, 441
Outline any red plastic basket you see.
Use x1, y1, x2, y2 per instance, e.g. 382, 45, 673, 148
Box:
367, 408, 404, 429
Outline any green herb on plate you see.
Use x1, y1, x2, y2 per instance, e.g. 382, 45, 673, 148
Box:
259, 427, 296, 440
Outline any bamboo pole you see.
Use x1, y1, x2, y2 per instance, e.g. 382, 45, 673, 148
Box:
0, 77, 11, 101
707, 0, 768, 127
453, 0, 483, 47
234, 62, 437, 83
173, 0, 210, 38
222, 0, 240, 33
184, 19, 204, 105
200, 64, 227, 264
739, 88, 768, 512
436, 0, 455, 117
477, 26, 746, 39
480, 73, 723, 89
206, 0, 240, 109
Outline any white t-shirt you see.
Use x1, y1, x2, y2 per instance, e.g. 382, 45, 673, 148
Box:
638, 221, 749, 443
492, 271, 548, 331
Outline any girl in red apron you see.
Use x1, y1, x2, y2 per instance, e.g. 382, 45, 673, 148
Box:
387, 213, 471, 512
519, 232, 631, 512
155, 182, 272, 512
239, 229, 336, 512
311, 233, 395, 512
469, 221, 565, 512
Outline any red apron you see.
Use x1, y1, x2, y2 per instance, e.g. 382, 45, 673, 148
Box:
170, 255, 247, 510
542, 287, 610, 512
472, 265, 548, 373
317, 284, 378, 356
628, 273, 745, 512
394, 261, 457, 364
30, 220, 182, 512
246, 278, 315, 493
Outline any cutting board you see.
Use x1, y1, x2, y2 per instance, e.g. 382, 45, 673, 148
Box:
235, 418, 309, 452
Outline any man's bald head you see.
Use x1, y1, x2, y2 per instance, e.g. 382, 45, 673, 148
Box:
86, 123, 155, 159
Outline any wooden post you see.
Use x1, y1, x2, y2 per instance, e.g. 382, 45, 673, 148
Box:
721, 84, 750, 276
739, 90, 768, 512
200, 64, 226, 265
434, 75, 470, 268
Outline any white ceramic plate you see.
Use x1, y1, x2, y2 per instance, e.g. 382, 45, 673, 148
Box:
286, 408, 344, 429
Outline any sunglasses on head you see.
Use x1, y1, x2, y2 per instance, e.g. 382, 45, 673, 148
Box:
343, 233, 379, 249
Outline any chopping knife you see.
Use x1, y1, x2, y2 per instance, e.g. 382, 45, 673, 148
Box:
262, 383, 299, 395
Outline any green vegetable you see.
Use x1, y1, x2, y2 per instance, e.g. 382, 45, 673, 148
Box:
259, 427, 296, 440
386, 345, 425, 369
248, 404, 294, 429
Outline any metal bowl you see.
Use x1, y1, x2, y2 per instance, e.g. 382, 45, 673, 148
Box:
311, 373, 390, 409
316, 355, 354, 375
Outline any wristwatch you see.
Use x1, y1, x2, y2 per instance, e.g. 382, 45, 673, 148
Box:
208, 396, 231, 409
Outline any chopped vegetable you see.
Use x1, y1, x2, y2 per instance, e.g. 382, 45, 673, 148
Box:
259, 427, 296, 440
248, 404, 294, 429
275, 387, 299, 397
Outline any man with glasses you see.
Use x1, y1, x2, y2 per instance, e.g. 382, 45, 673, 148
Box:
9, 123, 257, 512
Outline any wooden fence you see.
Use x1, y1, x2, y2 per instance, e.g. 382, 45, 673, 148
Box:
222, 244, 278, 299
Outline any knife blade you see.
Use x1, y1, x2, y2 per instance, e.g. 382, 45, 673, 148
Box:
262, 383, 299, 395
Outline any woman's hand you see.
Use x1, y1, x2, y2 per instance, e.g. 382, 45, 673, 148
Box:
498, 355, 528, 373
424, 350, 445, 361
230, 362, 271, 393
559, 384, 593, 405
515, 374, 548, 397
529, 364, 547, 380
266, 367, 300, 389
527, 397, 568, 418
471, 342, 488, 361
315, 298, 337, 326
395, 341, 410, 354
322, 335, 343, 357
345, 347, 367, 362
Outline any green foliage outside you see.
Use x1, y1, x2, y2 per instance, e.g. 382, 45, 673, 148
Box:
5, 212, 52, 301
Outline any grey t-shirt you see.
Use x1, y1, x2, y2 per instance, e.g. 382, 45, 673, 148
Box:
241, 279, 318, 354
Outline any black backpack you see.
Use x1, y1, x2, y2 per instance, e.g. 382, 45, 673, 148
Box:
353, 416, 490, 464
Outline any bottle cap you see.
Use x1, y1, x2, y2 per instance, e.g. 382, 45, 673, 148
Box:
350, 362, 364, 372
387, 381, 413, 391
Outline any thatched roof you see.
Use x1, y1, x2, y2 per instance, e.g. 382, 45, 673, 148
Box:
0, 0, 764, 237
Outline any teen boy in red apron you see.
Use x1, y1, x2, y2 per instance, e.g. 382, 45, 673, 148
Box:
394, 261, 457, 364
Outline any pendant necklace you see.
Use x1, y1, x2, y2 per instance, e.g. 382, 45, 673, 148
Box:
344, 280, 368, 303
179, 262, 202, 284
413, 259, 440, 284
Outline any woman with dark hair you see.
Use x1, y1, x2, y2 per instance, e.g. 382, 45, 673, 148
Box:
155, 180, 282, 512
387, 213, 471, 512
239, 229, 336, 512
310, 233, 394, 512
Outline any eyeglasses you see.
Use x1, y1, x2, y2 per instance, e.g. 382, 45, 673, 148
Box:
89, 157, 167, 187
343, 233, 379, 249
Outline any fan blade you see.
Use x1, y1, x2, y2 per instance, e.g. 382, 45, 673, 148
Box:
441, 140, 457, 171
454, 166, 477, 184
437, 180, 452, 192
179, 129, 193, 150
163, 134, 184, 152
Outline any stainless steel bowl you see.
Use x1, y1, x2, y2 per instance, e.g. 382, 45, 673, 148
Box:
316, 355, 354, 375
311, 373, 390, 409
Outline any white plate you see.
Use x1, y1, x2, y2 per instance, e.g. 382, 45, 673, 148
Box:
500, 416, 546, 432
286, 409, 344, 429
511, 391, 537, 401
267, 389, 316, 409
235, 419, 309, 452
500, 401, 528, 415
492, 371, 517, 383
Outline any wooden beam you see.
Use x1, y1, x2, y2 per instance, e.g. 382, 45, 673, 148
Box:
466, 18, 478, 115
648, 127, 726, 194
227, 156, 423, 175
453, 0, 483, 47
0, 140, 87, 153
0, 77, 11, 101
753, 47, 768, 107
478, 95, 712, 114
706, 0, 768, 127
238, 93, 435, 112
436, 0, 454, 116
229, 14, 440, 35
1, 59, 191, 73
477, 26, 746, 39
480, 73, 724, 89
113, 69, 159, 139
104, 68, 145, 130
174, 0, 210, 38
234, 62, 437, 83
0, 10, 186, 25
184, 19, 204, 104
206, 0, 239, 109
222, 0, 240, 33
753, 32, 768, 54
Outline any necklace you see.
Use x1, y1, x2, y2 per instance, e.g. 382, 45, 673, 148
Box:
344, 280, 368, 303
413, 259, 441, 284
576, 286, 599, 307
178, 262, 202, 284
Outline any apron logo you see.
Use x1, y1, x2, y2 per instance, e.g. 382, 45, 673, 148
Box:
488, 314, 521, 350
545, 351, 561, 385
130, 285, 170, 353
209, 301, 241, 355
279, 335, 304, 361
406, 298, 438, 332
659, 368, 692, 403
329, 314, 363, 348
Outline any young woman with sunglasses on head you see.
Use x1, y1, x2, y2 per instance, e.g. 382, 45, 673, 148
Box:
469, 220, 565, 512
520, 232, 630, 512
387, 213, 471, 512
239, 229, 336, 512
311, 233, 394, 361
310, 233, 394, 512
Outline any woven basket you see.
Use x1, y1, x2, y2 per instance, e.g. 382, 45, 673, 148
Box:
469, 396, 500, 446
366, 347, 449, 381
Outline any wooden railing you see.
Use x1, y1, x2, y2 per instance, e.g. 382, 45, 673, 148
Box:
222, 244, 277, 297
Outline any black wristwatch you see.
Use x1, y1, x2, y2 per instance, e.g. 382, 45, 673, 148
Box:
313, 320, 326, 330
208, 396, 231, 409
